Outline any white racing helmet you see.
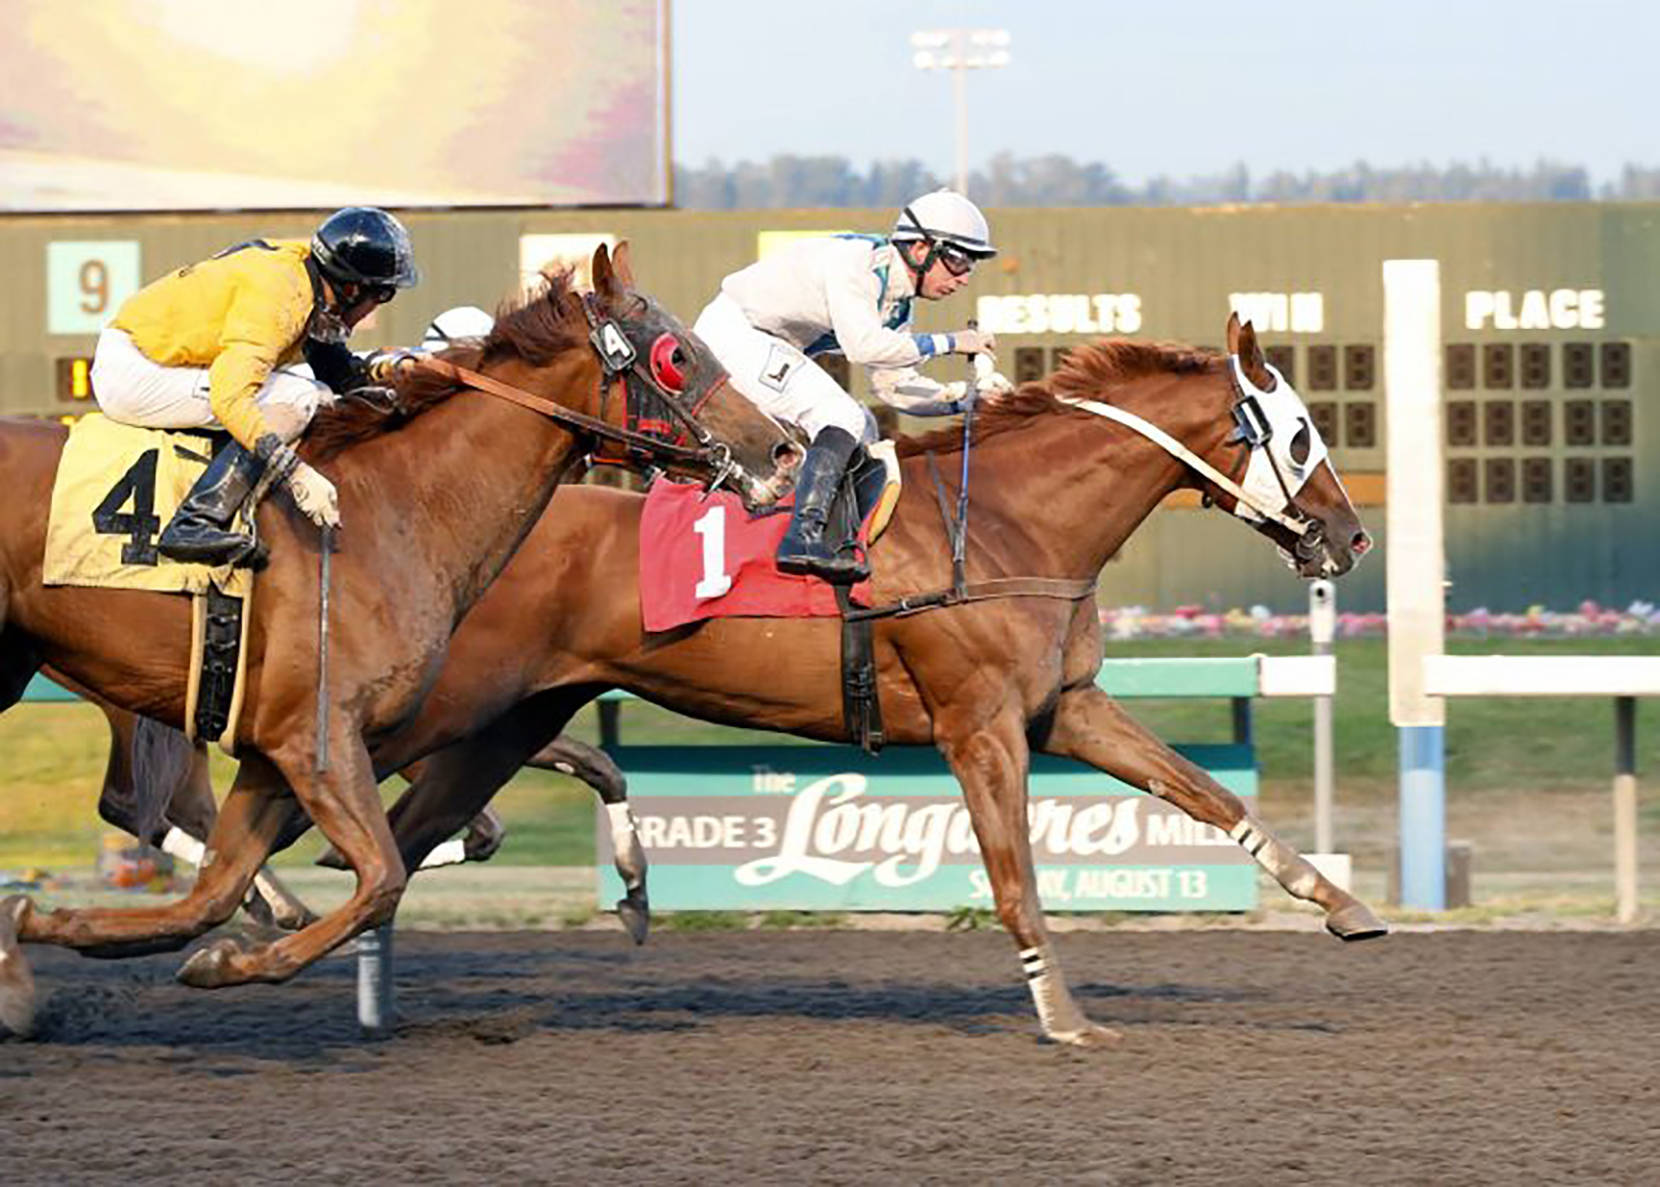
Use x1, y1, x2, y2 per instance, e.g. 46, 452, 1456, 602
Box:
892, 189, 997, 259
422, 304, 495, 348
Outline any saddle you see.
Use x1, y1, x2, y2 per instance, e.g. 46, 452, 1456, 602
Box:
636, 443, 900, 632
44, 414, 255, 753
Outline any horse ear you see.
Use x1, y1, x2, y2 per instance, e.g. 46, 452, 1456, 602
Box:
591, 243, 616, 297
1236, 319, 1276, 391
609, 240, 635, 289
1226, 311, 1243, 355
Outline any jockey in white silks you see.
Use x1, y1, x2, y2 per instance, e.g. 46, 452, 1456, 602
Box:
693, 189, 1010, 583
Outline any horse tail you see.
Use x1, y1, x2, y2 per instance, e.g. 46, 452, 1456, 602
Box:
0, 621, 43, 716
131, 715, 203, 845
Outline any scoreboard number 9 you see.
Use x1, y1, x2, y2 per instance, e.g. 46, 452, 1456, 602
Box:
47, 240, 141, 335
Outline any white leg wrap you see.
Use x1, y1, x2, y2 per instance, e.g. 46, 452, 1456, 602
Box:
160, 827, 206, 867
607, 802, 648, 892
249, 867, 309, 919
1019, 945, 1080, 1037
1231, 816, 1322, 899
420, 838, 468, 870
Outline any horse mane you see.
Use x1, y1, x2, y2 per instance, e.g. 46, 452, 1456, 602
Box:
303, 271, 588, 461
894, 338, 1223, 458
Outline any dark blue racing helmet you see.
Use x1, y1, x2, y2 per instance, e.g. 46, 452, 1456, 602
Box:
311, 207, 419, 292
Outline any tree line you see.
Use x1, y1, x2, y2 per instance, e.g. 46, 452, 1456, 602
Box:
673, 154, 1660, 208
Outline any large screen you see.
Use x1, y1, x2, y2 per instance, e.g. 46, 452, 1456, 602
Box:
1, 0, 669, 211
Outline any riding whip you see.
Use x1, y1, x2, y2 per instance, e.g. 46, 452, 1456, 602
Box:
951, 320, 987, 594
316, 525, 333, 774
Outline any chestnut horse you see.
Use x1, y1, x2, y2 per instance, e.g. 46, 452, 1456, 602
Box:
81, 316, 1382, 1048
0, 243, 796, 1034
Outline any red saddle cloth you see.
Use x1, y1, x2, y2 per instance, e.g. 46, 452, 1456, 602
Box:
639, 479, 873, 632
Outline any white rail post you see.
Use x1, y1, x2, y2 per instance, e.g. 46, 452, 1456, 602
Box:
1384, 258, 1447, 910
1310, 579, 1336, 855
356, 923, 394, 1034
1614, 697, 1639, 923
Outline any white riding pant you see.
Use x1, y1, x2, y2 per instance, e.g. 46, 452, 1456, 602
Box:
90, 327, 331, 443
693, 293, 876, 444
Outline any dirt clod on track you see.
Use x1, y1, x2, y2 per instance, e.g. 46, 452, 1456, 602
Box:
4, 929, 1658, 1184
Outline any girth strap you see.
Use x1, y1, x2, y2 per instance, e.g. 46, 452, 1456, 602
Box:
835, 584, 885, 754
843, 576, 1096, 623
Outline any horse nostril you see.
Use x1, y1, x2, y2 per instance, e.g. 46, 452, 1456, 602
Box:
774, 442, 804, 470
1352, 531, 1372, 555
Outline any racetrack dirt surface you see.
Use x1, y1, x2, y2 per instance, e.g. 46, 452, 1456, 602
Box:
4, 928, 1657, 1185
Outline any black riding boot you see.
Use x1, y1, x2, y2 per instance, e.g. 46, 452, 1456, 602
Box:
157, 441, 267, 566
776, 425, 868, 584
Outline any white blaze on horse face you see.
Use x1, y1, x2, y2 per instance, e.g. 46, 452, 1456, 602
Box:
1228, 358, 1329, 524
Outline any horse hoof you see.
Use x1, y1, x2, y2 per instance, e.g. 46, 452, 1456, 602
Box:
241, 893, 279, 930
1049, 1022, 1122, 1049
0, 896, 37, 1038
274, 904, 320, 932
1326, 900, 1389, 942
617, 894, 650, 946
177, 936, 252, 988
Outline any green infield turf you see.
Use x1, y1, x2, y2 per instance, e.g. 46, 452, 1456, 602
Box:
3, 635, 1658, 872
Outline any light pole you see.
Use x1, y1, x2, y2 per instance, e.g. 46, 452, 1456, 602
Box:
911, 28, 1011, 196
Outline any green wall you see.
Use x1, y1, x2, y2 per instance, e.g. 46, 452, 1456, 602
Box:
5, 202, 1656, 612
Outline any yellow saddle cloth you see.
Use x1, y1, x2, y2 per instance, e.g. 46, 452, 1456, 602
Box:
44, 414, 252, 598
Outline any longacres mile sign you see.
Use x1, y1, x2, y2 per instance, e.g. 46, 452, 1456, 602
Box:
596, 745, 1258, 912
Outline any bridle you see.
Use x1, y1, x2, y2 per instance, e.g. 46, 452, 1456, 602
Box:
1056, 356, 1328, 562
421, 290, 744, 494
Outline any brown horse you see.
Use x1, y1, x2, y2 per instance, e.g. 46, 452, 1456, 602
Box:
89, 314, 1377, 1048
0, 243, 797, 1035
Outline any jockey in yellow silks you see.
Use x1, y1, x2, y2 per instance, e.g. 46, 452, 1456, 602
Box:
693, 189, 1009, 584
91, 206, 419, 566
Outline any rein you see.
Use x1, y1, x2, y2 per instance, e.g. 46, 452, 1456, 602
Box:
1056, 395, 1314, 538
423, 357, 709, 463
844, 353, 1334, 625
844, 344, 1096, 625
421, 353, 741, 501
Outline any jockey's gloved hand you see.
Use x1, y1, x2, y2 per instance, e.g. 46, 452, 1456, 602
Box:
365, 350, 425, 384
950, 329, 997, 357
979, 369, 1015, 395
288, 463, 341, 530
253, 435, 340, 529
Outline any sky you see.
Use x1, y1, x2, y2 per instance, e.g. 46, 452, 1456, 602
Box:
672, 0, 1658, 187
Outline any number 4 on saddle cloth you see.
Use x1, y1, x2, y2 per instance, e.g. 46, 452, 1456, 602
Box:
43, 414, 255, 749
639, 442, 901, 632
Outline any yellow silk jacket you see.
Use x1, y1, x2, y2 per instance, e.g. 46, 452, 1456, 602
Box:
111, 238, 319, 449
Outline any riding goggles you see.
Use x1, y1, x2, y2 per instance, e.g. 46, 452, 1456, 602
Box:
937, 244, 978, 277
